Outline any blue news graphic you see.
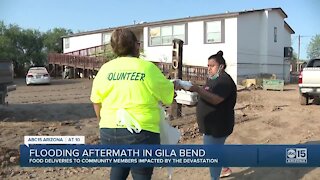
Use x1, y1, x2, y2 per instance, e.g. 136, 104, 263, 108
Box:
20, 145, 320, 167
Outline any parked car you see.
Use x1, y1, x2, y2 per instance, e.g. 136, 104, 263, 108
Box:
298, 58, 320, 105
26, 67, 51, 85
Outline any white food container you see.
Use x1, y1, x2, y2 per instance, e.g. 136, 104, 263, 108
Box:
175, 90, 198, 105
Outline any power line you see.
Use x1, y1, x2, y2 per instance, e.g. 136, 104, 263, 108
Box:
292, 35, 313, 38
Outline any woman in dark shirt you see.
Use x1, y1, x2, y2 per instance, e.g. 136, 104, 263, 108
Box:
187, 50, 237, 180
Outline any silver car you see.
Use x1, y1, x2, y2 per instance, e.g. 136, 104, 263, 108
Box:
26, 67, 51, 85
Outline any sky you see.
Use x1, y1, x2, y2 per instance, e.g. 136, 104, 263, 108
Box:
0, 0, 319, 60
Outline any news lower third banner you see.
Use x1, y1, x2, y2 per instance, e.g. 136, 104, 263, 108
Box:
20, 144, 320, 167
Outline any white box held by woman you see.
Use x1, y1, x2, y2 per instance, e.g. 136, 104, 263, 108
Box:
175, 90, 198, 105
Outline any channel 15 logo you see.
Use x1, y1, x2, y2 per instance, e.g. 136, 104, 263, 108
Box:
286, 148, 307, 163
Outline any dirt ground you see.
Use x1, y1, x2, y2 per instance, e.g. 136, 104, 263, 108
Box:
0, 78, 319, 180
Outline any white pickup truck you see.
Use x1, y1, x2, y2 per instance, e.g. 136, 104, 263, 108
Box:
298, 58, 320, 105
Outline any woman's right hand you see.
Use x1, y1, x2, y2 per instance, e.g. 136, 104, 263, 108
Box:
179, 80, 192, 90
171, 79, 193, 91
189, 84, 200, 92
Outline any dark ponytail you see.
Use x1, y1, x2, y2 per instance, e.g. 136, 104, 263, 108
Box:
208, 50, 227, 69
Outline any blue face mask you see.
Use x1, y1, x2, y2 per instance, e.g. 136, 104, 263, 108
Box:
208, 65, 223, 80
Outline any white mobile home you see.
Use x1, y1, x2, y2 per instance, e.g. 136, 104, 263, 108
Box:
62, 7, 294, 83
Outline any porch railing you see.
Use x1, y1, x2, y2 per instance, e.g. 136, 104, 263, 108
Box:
48, 54, 207, 83
65, 44, 109, 57
48, 53, 104, 70
154, 62, 207, 83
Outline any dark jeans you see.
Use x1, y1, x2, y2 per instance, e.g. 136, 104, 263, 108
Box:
100, 128, 160, 180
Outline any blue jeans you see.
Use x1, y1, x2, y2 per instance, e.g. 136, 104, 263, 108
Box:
203, 135, 227, 180
100, 128, 160, 180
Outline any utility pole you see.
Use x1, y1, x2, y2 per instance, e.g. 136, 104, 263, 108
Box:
170, 39, 183, 119
298, 34, 301, 61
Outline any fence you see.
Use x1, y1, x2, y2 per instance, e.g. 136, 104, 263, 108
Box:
48, 54, 208, 83
64, 45, 108, 57
154, 62, 207, 84
48, 53, 105, 70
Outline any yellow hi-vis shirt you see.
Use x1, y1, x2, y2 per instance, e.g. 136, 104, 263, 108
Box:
90, 57, 174, 133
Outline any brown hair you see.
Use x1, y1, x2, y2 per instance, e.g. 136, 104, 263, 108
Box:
110, 28, 138, 57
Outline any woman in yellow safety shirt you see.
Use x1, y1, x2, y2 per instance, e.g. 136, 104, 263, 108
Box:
90, 28, 177, 180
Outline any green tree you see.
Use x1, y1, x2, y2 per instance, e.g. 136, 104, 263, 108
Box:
19, 29, 46, 66
101, 44, 117, 62
1, 23, 26, 75
0, 21, 48, 76
0, 21, 12, 59
307, 34, 320, 59
43, 28, 73, 53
